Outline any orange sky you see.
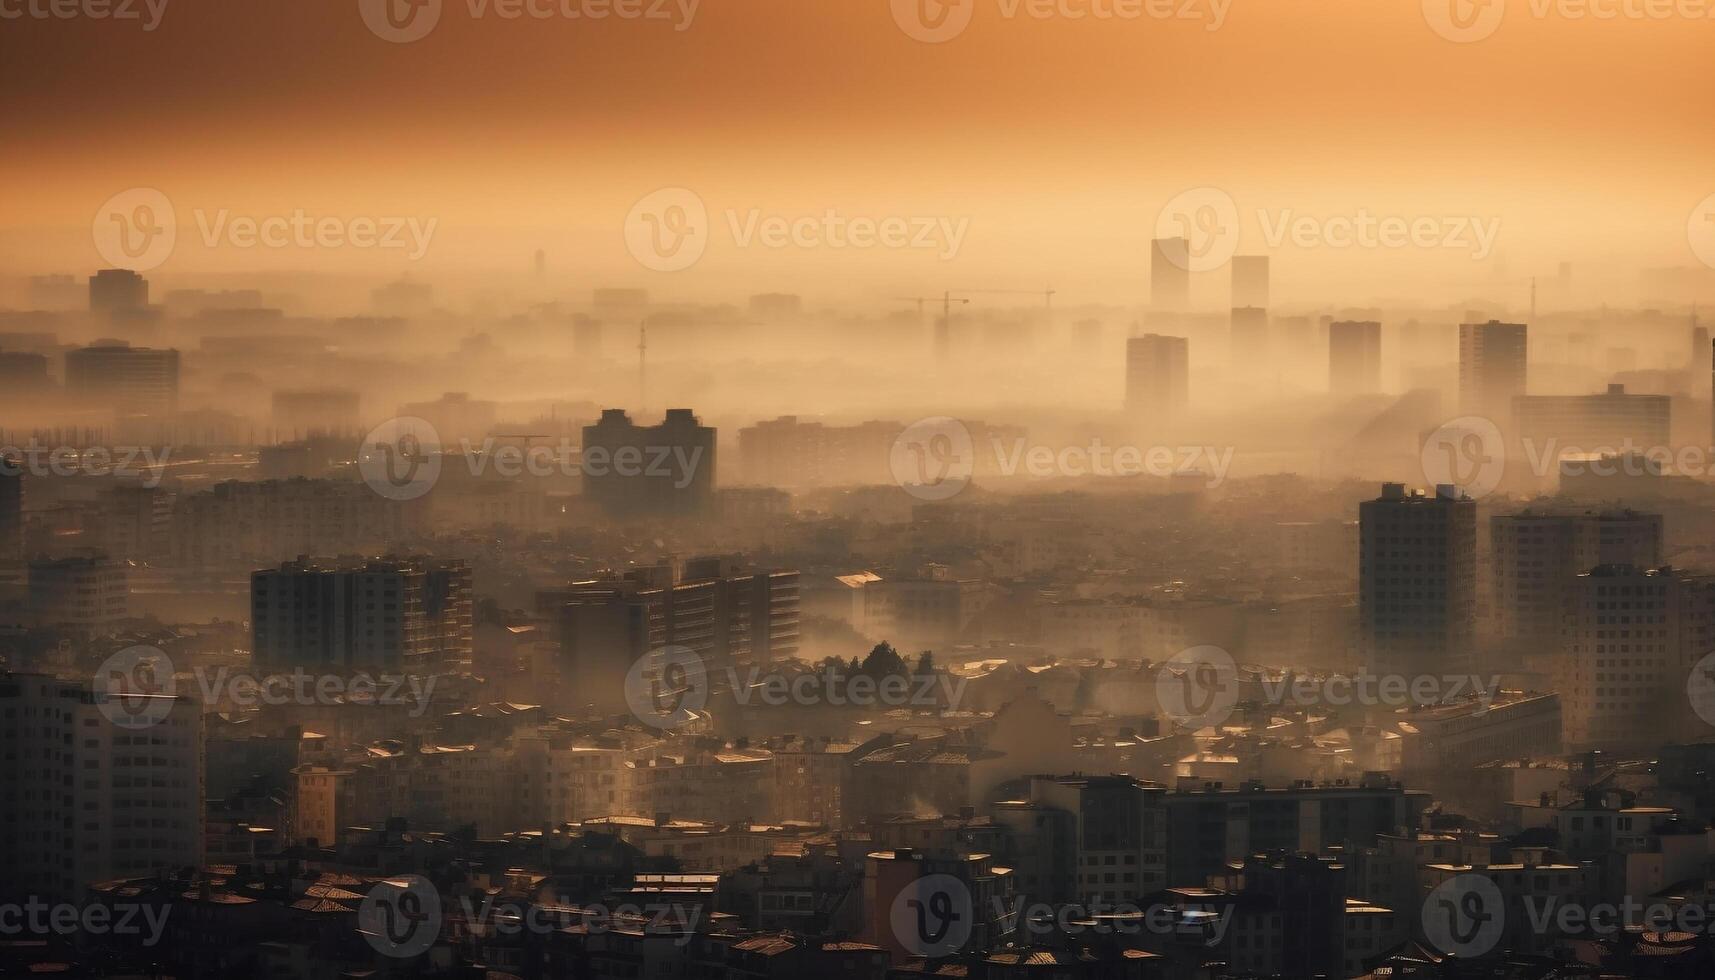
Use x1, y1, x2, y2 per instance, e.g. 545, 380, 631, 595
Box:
4, 0, 1713, 304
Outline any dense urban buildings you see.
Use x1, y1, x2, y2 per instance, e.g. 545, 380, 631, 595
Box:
4, 6, 1711, 979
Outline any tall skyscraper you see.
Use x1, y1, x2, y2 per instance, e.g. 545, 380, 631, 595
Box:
65, 341, 181, 415
1231, 255, 1269, 310
88, 268, 148, 314
1124, 334, 1189, 427
1359, 483, 1477, 680
1328, 320, 1381, 396
1459, 320, 1528, 419
1150, 237, 1190, 311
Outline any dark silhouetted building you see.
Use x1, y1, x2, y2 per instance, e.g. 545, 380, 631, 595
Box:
582, 408, 716, 517
1360, 482, 1477, 679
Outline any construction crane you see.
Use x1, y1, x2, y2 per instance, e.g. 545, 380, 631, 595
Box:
891, 292, 970, 362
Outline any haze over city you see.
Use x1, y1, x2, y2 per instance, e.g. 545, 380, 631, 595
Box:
4, 1, 1715, 978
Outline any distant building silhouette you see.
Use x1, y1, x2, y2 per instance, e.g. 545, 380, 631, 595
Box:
1459, 320, 1527, 419
1124, 334, 1189, 428
581, 408, 716, 517
1360, 483, 1476, 681
88, 268, 147, 315
65, 340, 180, 415
252, 555, 473, 668
1231, 255, 1269, 309
1150, 237, 1190, 311
1328, 320, 1381, 396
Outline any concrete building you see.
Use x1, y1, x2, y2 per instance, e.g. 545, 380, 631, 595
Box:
88, 269, 148, 314
1458, 320, 1528, 419
28, 554, 129, 632
999, 774, 1168, 905
1359, 483, 1477, 679
582, 408, 716, 517
65, 341, 180, 415
1124, 333, 1189, 428
0, 672, 203, 901
1491, 509, 1662, 652
1561, 564, 1715, 750
1328, 320, 1382, 396
1150, 237, 1189, 311
251, 555, 473, 668
1231, 255, 1269, 310
1514, 384, 1672, 455
1163, 774, 1428, 888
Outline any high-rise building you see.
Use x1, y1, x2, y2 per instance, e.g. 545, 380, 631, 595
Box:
581, 408, 716, 517
1359, 483, 1477, 679
65, 341, 181, 415
1458, 320, 1527, 418
1124, 334, 1189, 426
1231, 255, 1269, 310
251, 556, 473, 668
1513, 384, 1671, 454
1561, 564, 1715, 749
1230, 306, 1269, 357
1491, 510, 1662, 652
1010, 774, 1167, 905
88, 269, 148, 314
28, 555, 129, 633
1150, 237, 1190, 311
0, 672, 204, 901
0, 456, 20, 564
550, 557, 800, 714
1328, 320, 1381, 396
